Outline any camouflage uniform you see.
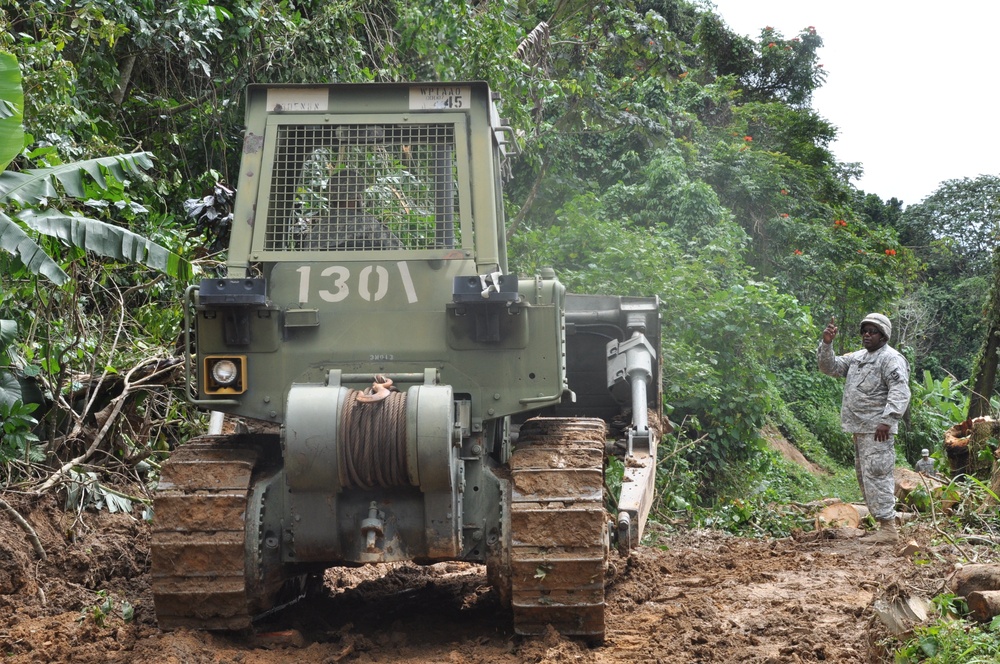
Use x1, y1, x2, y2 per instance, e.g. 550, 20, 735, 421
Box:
915, 451, 936, 476
817, 341, 911, 521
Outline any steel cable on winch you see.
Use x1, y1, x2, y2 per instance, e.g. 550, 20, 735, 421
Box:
338, 389, 408, 489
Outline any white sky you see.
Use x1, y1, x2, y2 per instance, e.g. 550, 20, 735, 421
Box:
709, 1, 1000, 208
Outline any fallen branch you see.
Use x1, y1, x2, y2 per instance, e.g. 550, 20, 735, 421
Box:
917, 472, 971, 559
0, 497, 47, 561
34, 357, 178, 495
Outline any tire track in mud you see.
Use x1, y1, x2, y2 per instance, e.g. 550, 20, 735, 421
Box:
0, 495, 961, 664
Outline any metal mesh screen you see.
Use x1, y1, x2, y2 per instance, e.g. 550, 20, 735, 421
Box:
263, 123, 459, 251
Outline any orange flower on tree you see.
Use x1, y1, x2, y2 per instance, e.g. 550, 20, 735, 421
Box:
884, 249, 897, 256
744, 135, 753, 142
780, 189, 789, 195
793, 249, 803, 255
833, 219, 847, 227
780, 213, 789, 218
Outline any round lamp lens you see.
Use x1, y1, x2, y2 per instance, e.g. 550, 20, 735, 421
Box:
211, 359, 238, 385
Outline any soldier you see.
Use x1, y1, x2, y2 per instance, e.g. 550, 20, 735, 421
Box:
302, 168, 403, 250
915, 448, 937, 476
817, 313, 911, 544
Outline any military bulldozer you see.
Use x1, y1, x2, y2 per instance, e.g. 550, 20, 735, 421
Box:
151, 82, 661, 642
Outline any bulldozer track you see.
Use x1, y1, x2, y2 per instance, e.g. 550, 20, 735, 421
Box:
508, 417, 609, 643
151, 434, 271, 630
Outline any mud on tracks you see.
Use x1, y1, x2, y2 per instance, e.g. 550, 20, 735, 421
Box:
0, 492, 959, 663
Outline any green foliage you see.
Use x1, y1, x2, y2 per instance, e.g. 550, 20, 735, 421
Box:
0, 316, 18, 404
768, 397, 835, 471
689, 87, 911, 335
895, 616, 1000, 663
0, 399, 41, 465
902, 176, 1000, 274
649, 424, 700, 526
0, 51, 24, 171
0, 50, 192, 285
1, 312, 43, 469
895, 176, 1000, 379
695, 21, 826, 106
692, 448, 815, 537
898, 370, 969, 465
776, 364, 855, 465
511, 179, 811, 485
77, 590, 134, 628
0, 153, 193, 284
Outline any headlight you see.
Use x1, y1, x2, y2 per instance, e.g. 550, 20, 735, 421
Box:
211, 359, 239, 385
203, 356, 247, 394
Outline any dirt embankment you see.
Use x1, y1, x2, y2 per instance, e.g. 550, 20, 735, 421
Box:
0, 492, 963, 663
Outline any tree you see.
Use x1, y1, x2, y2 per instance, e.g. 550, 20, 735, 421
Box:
695, 21, 826, 106
901, 176, 1000, 275
897, 175, 1000, 378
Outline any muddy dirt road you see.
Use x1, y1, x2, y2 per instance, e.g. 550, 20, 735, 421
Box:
0, 493, 962, 663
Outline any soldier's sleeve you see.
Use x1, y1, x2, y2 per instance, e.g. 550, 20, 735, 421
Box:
880, 354, 911, 427
817, 340, 848, 378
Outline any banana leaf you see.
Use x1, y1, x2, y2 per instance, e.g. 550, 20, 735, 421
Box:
0, 52, 24, 173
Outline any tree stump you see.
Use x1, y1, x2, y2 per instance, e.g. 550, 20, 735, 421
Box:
946, 417, 1000, 481
944, 420, 973, 477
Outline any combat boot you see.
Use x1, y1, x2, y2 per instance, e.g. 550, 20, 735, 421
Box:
861, 519, 898, 545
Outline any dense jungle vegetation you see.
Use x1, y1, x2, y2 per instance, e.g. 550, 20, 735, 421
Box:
1, 0, 998, 542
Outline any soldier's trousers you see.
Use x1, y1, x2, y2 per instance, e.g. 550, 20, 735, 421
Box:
853, 433, 896, 521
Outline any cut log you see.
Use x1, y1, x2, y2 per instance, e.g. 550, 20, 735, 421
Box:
894, 467, 955, 512
814, 502, 917, 530
968, 590, 1000, 622
895, 467, 945, 495
815, 502, 861, 529
948, 564, 1000, 598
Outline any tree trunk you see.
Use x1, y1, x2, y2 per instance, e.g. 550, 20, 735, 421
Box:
968, 245, 1000, 419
